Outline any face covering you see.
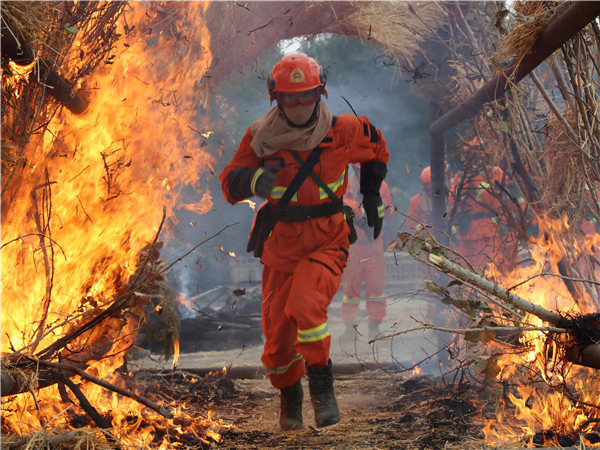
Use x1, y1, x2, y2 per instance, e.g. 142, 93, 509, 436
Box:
249, 101, 333, 157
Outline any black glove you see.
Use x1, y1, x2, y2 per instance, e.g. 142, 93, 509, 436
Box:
362, 194, 384, 239
359, 161, 387, 239
252, 166, 280, 198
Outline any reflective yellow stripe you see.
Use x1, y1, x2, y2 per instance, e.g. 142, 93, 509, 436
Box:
377, 203, 384, 219
270, 186, 297, 202
367, 294, 385, 302
250, 168, 265, 196
476, 182, 489, 202
298, 322, 329, 343
342, 295, 360, 305
319, 170, 346, 200
264, 353, 303, 376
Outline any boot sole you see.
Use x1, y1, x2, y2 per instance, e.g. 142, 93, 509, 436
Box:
315, 413, 341, 428
280, 421, 304, 431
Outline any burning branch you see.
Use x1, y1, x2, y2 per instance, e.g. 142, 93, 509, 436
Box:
40, 359, 173, 419
30, 174, 57, 353
427, 252, 563, 325
393, 230, 600, 372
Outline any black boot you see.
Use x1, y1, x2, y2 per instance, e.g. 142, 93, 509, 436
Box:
306, 359, 340, 428
341, 321, 355, 341
368, 320, 381, 340
279, 379, 303, 430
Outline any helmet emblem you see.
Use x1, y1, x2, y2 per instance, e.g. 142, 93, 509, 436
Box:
290, 68, 305, 84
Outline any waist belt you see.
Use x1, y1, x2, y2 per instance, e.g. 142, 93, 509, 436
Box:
272, 201, 343, 222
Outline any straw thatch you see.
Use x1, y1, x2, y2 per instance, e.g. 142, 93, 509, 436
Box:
0, 1, 54, 46
204, 1, 447, 94
491, 1, 568, 69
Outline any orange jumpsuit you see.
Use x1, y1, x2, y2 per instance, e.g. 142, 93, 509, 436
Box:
408, 188, 432, 229
220, 114, 389, 389
341, 180, 393, 323
452, 168, 505, 270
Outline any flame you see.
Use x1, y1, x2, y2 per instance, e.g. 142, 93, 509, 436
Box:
2, 2, 225, 446
411, 364, 423, 376
482, 214, 600, 446
5, 60, 37, 92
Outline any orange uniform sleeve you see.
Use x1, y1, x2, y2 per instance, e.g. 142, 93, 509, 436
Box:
334, 115, 390, 166
219, 127, 262, 205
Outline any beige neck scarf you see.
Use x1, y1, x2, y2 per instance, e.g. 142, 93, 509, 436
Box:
250, 101, 333, 157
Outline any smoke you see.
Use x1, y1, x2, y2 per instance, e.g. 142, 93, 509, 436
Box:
162, 35, 432, 311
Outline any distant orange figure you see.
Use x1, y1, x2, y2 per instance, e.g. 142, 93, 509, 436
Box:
407, 165, 454, 284
408, 166, 434, 230
340, 166, 394, 339
452, 166, 507, 269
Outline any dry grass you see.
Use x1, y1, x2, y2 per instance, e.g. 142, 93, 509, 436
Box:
338, 1, 444, 68
1, 429, 114, 450
492, 1, 566, 69
0, 1, 55, 46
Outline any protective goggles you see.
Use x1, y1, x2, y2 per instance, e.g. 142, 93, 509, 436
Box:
276, 88, 320, 107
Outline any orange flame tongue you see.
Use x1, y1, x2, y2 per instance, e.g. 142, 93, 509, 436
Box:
2, 1, 214, 354
483, 214, 600, 446
2, 2, 218, 445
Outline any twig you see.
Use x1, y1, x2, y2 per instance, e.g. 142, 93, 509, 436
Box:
7, 430, 85, 449
0, 233, 67, 260
529, 69, 577, 141
54, 371, 120, 448
160, 223, 239, 274
371, 323, 567, 343
30, 173, 56, 352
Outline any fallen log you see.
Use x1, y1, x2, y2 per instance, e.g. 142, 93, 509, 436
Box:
1, 359, 173, 420
141, 361, 402, 381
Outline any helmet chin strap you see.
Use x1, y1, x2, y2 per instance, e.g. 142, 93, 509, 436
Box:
280, 100, 320, 128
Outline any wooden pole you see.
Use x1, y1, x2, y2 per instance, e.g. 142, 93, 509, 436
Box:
429, 100, 447, 235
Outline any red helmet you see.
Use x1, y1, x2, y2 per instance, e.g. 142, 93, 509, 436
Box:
490, 166, 504, 183
421, 167, 431, 185
268, 53, 327, 104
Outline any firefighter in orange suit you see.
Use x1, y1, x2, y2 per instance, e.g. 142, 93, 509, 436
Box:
341, 166, 394, 340
452, 166, 506, 269
408, 166, 434, 230
219, 53, 389, 431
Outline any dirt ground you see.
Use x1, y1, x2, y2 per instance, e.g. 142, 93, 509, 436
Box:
132, 289, 500, 449
129, 256, 587, 449
208, 369, 490, 450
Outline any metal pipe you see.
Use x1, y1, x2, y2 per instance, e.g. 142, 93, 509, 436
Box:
430, 1, 600, 136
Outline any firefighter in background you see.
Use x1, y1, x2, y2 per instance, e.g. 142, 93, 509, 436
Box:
220, 53, 389, 431
452, 164, 507, 270
341, 165, 394, 340
408, 164, 454, 231
407, 166, 437, 285
408, 166, 434, 230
